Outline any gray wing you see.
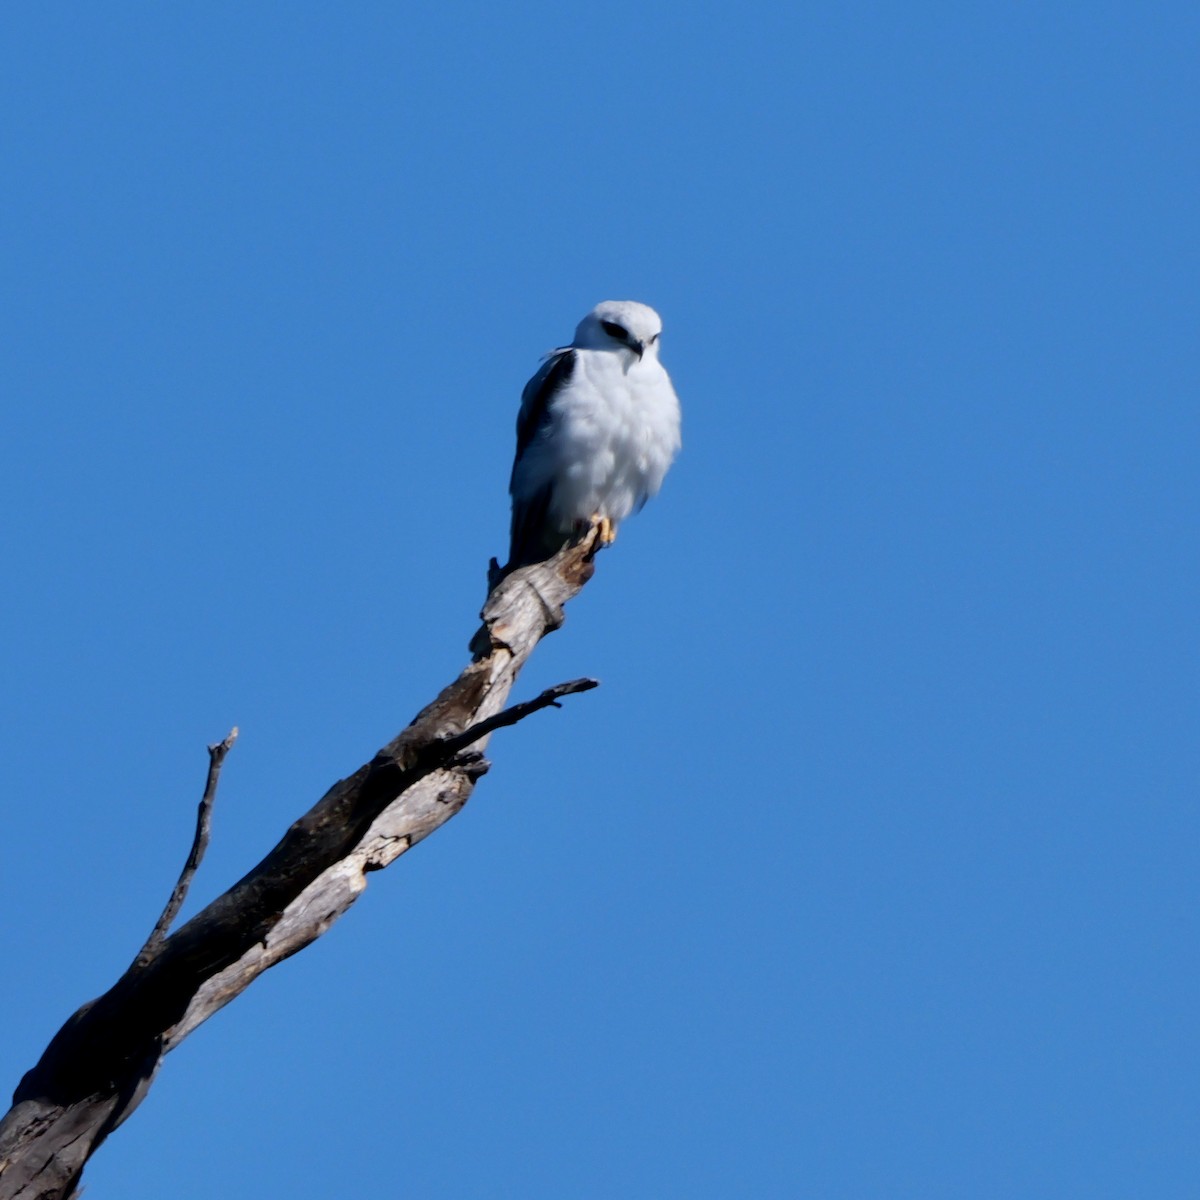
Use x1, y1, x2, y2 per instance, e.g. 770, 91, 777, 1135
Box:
507, 348, 576, 569
509, 348, 575, 490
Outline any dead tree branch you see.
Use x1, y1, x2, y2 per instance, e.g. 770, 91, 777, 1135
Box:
136, 728, 239, 962
0, 528, 602, 1200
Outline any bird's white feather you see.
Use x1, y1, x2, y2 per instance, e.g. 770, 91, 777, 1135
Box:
510, 301, 681, 562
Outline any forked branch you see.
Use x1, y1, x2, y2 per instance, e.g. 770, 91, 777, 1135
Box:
0, 528, 603, 1200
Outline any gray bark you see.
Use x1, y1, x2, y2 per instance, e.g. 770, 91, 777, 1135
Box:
0, 533, 600, 1200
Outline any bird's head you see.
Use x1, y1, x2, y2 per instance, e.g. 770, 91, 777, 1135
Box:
574, 300, 664, 370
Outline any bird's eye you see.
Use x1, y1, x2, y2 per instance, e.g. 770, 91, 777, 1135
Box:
650, 332, 660, 344
601, 320, 627, 341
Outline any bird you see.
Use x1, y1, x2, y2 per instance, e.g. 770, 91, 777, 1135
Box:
506, 300, 682, 572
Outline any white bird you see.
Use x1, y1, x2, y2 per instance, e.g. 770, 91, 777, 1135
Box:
506, 300, 682, 571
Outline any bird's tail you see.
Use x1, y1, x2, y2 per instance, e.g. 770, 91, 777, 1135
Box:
505, 486, 569, 573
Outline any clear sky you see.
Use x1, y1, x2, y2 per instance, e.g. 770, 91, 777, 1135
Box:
2, 4, 1196, 1197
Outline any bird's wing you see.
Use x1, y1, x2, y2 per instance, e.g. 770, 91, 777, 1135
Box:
510, 348, 576, 490
507, 348, 576, 568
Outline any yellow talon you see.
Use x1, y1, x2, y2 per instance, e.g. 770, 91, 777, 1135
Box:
592, 514, 617, 546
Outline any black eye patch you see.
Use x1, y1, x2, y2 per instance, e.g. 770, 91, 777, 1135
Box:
600, 320, 627, 341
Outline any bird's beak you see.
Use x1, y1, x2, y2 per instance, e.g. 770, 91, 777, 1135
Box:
631, 340, 645, 361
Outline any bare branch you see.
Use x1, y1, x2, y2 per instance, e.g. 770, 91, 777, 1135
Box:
0, 526, 605, 1200
436, 677, 599, 759
135, 728, 239, 964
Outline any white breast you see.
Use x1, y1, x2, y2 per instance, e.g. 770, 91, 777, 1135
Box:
542, 348, 681, 533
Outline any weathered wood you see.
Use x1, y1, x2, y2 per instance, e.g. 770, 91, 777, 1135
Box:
0, 530, 601, 1200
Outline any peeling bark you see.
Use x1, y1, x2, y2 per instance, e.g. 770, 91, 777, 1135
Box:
0, 531, 601, 1200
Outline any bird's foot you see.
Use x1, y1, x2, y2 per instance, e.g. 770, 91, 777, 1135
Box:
591, 514, 617, 546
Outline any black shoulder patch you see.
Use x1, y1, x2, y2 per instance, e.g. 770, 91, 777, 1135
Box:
514, 349, 576, 466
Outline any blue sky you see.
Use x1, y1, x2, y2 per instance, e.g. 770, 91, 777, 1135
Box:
1, 3, 1196, 1197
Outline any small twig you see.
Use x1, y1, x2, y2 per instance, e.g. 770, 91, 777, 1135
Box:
135, 728, 239, 963
435, 678, 599, 760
